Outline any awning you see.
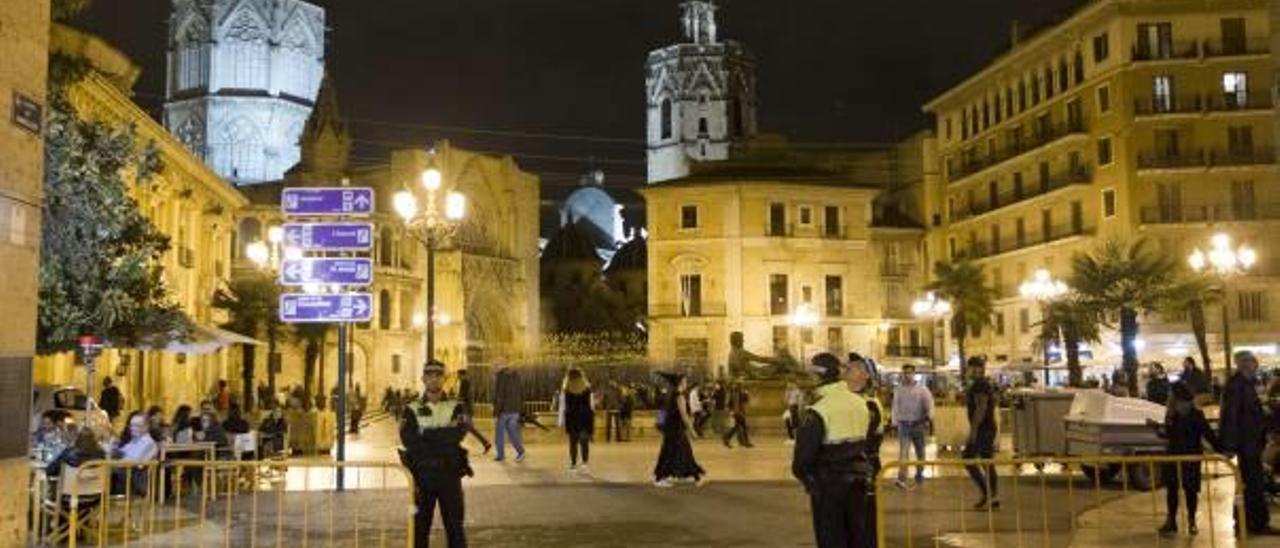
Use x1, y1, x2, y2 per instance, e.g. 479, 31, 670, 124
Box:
143, 324, 261, 355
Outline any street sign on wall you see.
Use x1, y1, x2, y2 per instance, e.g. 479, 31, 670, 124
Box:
279, 293, 374, 323
282, 222, 374, 251
280, 258, 373, 286
281, 187, 374, 216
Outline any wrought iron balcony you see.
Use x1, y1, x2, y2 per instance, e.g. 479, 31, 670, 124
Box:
1140, 202, 1280, 225
1205, 94, 1273, 113
1209, 148, 1276, 168
1130, 41, 1199, 62
947, 121, 1087, 182
651, 302, 728, 318
1133, 95, 1202, 117
1136, 149, 1207, 170
948, 166, 1092, 224
1201, 37, 1270, 58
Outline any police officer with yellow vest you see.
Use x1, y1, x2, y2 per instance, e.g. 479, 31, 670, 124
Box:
400, 360, 473, 548
850, 354, 886, 548
792, 352, 874, 548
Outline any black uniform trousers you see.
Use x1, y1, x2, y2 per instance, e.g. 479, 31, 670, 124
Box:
724, 412, 751, 446
414, 475, 466, 548
809, 480, 868, 548
1238, 448, 1272, 533
1160, 460, 1202, 525
963, 429, 998, 500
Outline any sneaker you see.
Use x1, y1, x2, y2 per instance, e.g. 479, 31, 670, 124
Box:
567, 464, 578, 472
1188, 524, 1199, 536
515, 451, 526, 463
494, 456, 505, 462
577, 464, 590, 475
722, 438, 732, 448
1158, 522, 1177, 537
894, 479, 911, 490
653, 478, 675, 488
695, 477, 709, 488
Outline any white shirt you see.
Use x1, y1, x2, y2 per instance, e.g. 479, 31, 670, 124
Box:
688, 387, 704, 414
892, 383, 935, 425
117, 434, 158, 461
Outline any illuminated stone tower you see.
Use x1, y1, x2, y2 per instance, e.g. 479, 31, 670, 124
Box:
163, 0, 326, 185
646, 1, 758, 183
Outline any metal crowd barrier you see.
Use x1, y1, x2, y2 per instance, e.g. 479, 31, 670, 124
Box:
876, 454, 1248, 548
32, 459, 415, 547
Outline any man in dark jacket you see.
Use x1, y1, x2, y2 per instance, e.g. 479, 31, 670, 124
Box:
491, 365, 526, 462
401, 360, 472, 548
963, 356, 1000, 509
1146, 363, 1171, 405
1221, 350, 1275, 536
792, 353, 872, 548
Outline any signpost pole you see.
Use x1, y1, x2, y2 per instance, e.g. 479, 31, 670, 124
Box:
336, 321, 347, 492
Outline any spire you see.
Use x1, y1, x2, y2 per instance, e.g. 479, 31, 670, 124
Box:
680, 1, 718, 44
298, 72, 351, 178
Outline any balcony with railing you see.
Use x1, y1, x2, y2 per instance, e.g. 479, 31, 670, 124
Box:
949, 166, 1092, 224
947, 121, 1087, 182
1130, 41, 1200, 62
1137, 148, 1207, 170
1205, 93, 1273, 113
820, 225, 849, 240
1133, 95, 1202, 117
884, 345, 932, 359
1202, 37, 1270, 58
765, 222, 795, 238
651, 301, 728, 319
966, 223, 1093, 260
1140, 202, 1280, 225
880, 263, 917, 278
1209, 147, 1276, 168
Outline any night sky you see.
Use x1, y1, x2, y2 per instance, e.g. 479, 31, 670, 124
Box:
74, 0, 1082, 195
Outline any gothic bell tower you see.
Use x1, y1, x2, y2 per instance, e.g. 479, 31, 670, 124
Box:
645, 1, 757, 183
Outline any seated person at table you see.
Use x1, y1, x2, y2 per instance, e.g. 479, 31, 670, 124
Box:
47, 427, 107, 479
194, 412, 228, 447
114, 412, 159, 462
170, 405, 194, 444
223, 404, 250, 435
258, 408, 288, 456
32, 410, 73, 457
145, 405, 167, 443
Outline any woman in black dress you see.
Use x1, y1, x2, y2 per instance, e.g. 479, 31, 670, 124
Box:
653, 372, 706, 487
562, 368, 595, 472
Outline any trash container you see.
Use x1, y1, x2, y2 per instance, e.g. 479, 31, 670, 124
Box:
1011, 390, 1075, 458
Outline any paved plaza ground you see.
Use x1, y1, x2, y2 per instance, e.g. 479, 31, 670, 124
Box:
69, 417, 1279, 547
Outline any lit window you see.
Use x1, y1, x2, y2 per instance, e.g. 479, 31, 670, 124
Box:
1223, 72, 1248, 108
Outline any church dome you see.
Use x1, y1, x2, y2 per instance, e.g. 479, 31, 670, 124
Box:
606, 236, 647, 273
541, 220, 602, 264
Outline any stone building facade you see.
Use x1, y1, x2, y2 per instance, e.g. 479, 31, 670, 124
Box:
646, 1, 758, 183
36, 25, 250, 412
0, 0, 49, 541
925, 0, 1278, 370
163, 0, 325, 185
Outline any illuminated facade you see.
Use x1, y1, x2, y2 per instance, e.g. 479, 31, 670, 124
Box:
163, 0, 326, 185
37, 26, 250, 410
924, 0, 1278, 368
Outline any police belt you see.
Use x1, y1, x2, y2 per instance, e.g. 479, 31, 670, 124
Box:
814, 440, 874, 481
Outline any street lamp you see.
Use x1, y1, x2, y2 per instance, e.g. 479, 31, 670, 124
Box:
1020, 268, 1069, 385
787, 303, 819, 364
912, 292, 952, 367
1189, 233, 1257, 375
395, 167, 467, 365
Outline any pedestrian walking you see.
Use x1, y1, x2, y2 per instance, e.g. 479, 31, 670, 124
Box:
962, 356, 1000, 510
492, 364, 526, 463
1148, 381, 1220, 537
722, 380, 753, 448
892, 364, 934, 489
560, 368, 594, 472
653, 371, 705, 487
1221, 350, 1276, 536
784, 381, 804, 444
99, 377, 123, 422
792, 353, 873, 548
400, 360, 472, 548
689, 383, 708, 438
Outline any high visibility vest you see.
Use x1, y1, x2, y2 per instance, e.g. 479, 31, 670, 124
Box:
809, 383, 870, 445
407, 399, 460, 432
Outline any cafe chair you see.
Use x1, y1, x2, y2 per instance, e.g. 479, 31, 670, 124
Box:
43, 463, 107, 544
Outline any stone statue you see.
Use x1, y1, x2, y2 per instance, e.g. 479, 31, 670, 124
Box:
726, 331, 793, 380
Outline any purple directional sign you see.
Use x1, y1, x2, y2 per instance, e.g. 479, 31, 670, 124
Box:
282, 223, 374, 251
281, 187, 374, 216
279, 293, 373, 323
280, 258, 373, 286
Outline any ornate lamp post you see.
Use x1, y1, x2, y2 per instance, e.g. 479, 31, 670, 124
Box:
1020, 268, 1068, 385
912, 291, 952, 367
1188, 233, 1256, 375
395, 167, 466, 365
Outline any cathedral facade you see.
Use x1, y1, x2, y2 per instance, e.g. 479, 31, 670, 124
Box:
163, 0, 326, 185
646, 1, 758, 183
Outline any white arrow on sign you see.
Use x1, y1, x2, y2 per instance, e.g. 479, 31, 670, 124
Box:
353, 194, 372, 210
284, 261, 304, 281
351, 297, 369, 316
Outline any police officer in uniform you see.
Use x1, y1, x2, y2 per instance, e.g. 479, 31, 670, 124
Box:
792, 352, 873, 548
849, 354, 885, 548
400, 360, 473, 548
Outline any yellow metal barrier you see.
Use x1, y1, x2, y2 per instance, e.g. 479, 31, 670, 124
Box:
876, 454, 1249, 548
32, 459, 415, 547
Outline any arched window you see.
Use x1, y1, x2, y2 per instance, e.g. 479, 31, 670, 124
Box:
222, 8, 268, 89
378, 290, 392, 330
278, 16, 317, 98
214, 117, 262, 182
698, 117, 708, 136
379, 227, 394, 266
174, 17, 209, 91
660, 98, 673, 139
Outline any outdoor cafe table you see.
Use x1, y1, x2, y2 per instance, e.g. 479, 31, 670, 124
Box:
158, 441, 216, 502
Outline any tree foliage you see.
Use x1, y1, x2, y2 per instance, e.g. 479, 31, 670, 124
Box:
213, 273, 281, 409
927, 259, 996, 367
1159, 273, 1220, 375
38, 55, 188, 354
1032, 294, 1102, 387
1069, 238, 1177, 393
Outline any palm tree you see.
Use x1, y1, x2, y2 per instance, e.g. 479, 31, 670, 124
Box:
927, 259, 997, 367
1069, 238, 1177, 394
213, 274, 280, 411
1032, 294, 1102, 387
1160, 273, 1221, 376
293, 323, 332, 410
